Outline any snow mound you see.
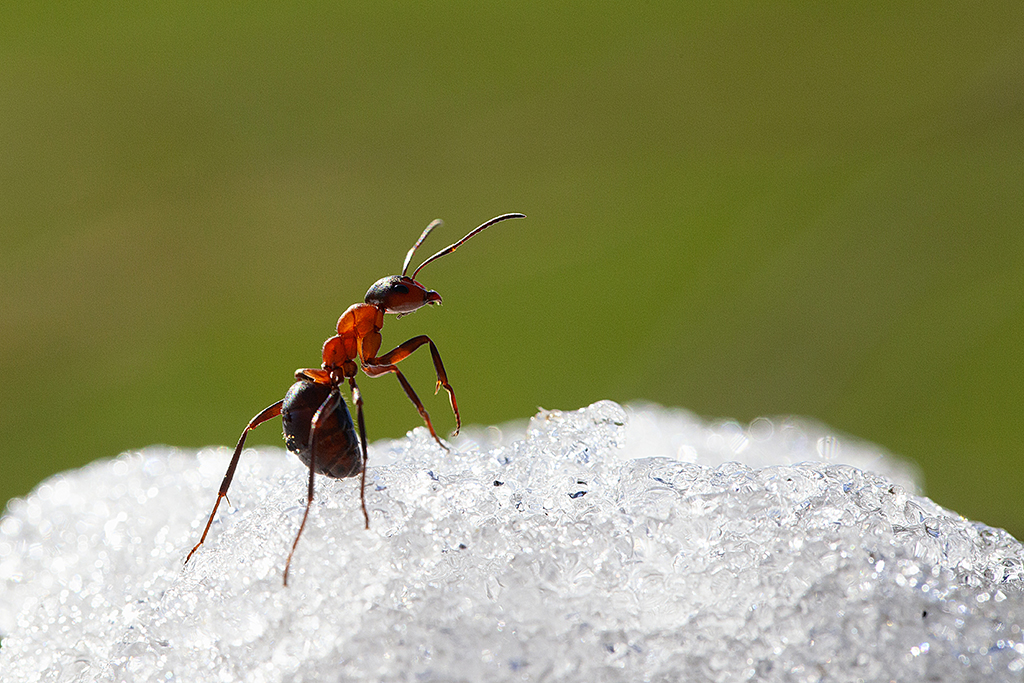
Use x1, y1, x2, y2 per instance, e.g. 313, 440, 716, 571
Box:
1, 401, 1022, 682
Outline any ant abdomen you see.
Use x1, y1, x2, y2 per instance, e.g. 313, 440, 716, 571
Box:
282, 380, 362, 479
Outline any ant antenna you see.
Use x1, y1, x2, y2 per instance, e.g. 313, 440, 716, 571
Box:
402, 219, 444, 277
410, 213, 526, 280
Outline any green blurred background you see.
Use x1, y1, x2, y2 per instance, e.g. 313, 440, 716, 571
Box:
2, 4, 1022, 538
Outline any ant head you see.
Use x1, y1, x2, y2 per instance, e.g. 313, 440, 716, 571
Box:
364, 275, 441, 315
367, 213, 525, 316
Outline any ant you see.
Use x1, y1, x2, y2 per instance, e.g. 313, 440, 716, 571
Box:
184, 212, 525, 584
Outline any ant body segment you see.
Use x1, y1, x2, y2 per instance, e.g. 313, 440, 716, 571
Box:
184, 212, 525, 584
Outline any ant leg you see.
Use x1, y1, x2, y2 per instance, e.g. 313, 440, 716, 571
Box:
370, 335, 460, 435
296, 367, 331, 383
283, 388, 340, 586
185, 399, 284, 565
363, 363, 448, 449
348, 377, 370, 529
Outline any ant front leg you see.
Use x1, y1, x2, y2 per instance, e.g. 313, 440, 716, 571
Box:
186, 399, 284, 565
369, 335, 460, 435
363, 361, 448, 449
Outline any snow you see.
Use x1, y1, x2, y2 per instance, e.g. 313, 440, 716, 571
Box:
1, 401, 1022, 682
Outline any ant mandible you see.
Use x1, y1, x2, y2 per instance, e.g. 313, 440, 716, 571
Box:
184, 212, 525, 584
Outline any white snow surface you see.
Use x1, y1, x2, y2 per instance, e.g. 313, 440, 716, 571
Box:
1, 401, 1023, 682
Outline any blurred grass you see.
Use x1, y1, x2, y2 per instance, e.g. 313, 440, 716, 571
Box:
1, 3, 1022, 538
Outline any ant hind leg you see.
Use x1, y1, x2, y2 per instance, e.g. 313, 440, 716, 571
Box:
185, 399, 284, 565
283, 388, 340, 586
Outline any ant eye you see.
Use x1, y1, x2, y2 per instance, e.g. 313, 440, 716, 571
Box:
393, 284, 409, 294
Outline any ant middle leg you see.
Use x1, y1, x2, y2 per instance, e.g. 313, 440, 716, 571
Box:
348, 377, 370, 529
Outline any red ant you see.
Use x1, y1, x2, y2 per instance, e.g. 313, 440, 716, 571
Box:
184, 212, 525, 584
